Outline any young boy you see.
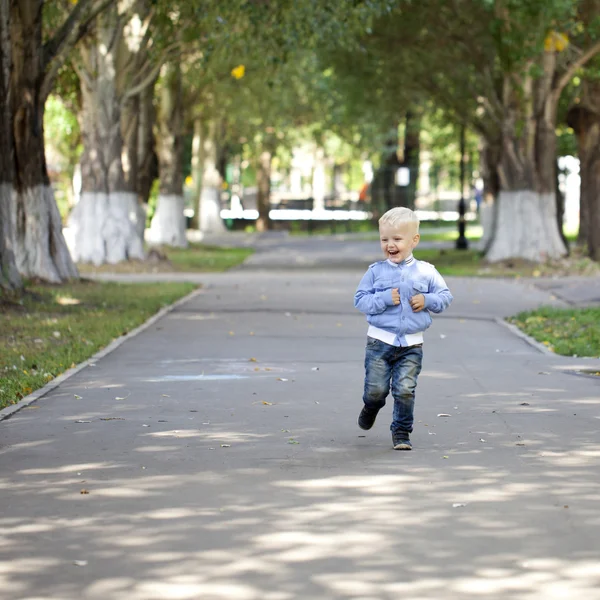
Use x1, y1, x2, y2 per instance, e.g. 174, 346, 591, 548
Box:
354, 207, 453, 450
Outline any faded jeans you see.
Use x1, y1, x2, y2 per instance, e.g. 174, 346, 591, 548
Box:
362, 337, 423, 435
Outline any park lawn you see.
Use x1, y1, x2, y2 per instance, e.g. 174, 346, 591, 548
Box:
0, 280, 197, 410
77, 244, 253, 275
508, 306, 600, 358
415, 246, 600, 278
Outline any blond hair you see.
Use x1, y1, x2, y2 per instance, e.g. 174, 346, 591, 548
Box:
379, 207, 420, 232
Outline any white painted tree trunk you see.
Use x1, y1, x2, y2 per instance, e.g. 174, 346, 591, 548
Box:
147, 194, 187, 247
199, 120, 225, 233
13, 185, 78, 282
479, 202, 495, 248
0, 183, 21, 290
485, 191, 567, 262
200, 186, 224, 233
68, 191, 145, 265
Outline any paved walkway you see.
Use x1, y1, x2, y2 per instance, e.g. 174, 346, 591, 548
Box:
2, 241, 600, 599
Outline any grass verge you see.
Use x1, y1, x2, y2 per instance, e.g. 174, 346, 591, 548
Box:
0, 280, 197, 410
77, 244, 253, 275
414, 247, 600, 278
508, 306, 600, 358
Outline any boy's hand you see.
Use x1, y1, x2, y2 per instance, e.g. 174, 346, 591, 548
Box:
391, 288, 400, 305
410, 294, 425, 312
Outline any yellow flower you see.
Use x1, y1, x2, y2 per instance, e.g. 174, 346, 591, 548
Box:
545, 31, 569, 53
231, 65, 245, 80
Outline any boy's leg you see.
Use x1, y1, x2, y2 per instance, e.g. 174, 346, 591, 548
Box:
359, 338, 393, 430
390, 345, 423, 447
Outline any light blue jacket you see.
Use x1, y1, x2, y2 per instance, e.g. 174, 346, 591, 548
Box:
354, 255, 453, 346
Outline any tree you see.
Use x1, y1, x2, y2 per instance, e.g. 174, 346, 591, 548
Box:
147, 61, 187, 246
346, 0, 600, 263
68, 0, 172, 264
8, 0, 114, 282
0, 0, 21, 292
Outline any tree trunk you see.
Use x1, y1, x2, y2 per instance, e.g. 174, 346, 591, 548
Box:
189, 117, 202, 230
148, 62, 186, 247
479, 138, 500, 251
256, 149, 272, 231
198, 119, 225, 233
68, 7, 145, 265
137, 78, 158, 207
567, 81, 600, 260
0, 0, 21, 292
10, 0, 78, 282
486, 66, 568, 263
402, 110, 420, 210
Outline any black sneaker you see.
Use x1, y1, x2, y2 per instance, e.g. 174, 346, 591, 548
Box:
392, 433, 412, 451
358, 406, 379, 430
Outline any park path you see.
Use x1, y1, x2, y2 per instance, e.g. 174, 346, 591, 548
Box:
2, 240, 600, 599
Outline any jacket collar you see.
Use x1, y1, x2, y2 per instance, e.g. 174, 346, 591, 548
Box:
386, 254, 414, 268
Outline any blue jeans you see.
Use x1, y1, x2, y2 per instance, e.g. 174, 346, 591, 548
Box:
362, 337, 423, 435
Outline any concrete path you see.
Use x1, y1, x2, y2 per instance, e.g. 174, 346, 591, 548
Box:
2, 256, 600, 598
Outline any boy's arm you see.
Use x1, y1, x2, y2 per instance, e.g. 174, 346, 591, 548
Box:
354, 268, 395, 315
423, 269, 453, 313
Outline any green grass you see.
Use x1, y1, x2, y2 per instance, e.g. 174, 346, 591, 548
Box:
0, 281, 197, 410
418, 225, 482, 242
414, 248, 485, 276
508, 306, 600, 358
77, 244, 253, 275
167, 244, 253, 272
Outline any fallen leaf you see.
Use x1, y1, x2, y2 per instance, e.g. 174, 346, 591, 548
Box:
254, 367, 261, 371
442, 455, 449, 459
80, 489, 89, 494
249, 357, 258, 362
261, 401, 273, 405
288, 439, 299, 444
229, 331, 235, 336
74, 394, 83, 399
277, 378, 288, 382
162, 394, 170, 397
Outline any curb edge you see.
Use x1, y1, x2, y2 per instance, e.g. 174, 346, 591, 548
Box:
494, 317, 556, 356
0, 285, 203, 423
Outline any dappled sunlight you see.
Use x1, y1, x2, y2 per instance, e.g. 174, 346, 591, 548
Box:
2, 439, 600, 599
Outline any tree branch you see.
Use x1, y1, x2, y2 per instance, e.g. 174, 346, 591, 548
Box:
41, 0, 116, 101
555, 40, 600, 97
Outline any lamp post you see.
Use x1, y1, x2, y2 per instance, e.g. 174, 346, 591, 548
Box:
456, 124, 469, 250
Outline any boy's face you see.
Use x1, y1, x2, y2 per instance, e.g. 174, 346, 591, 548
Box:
379, 222, 420, 263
